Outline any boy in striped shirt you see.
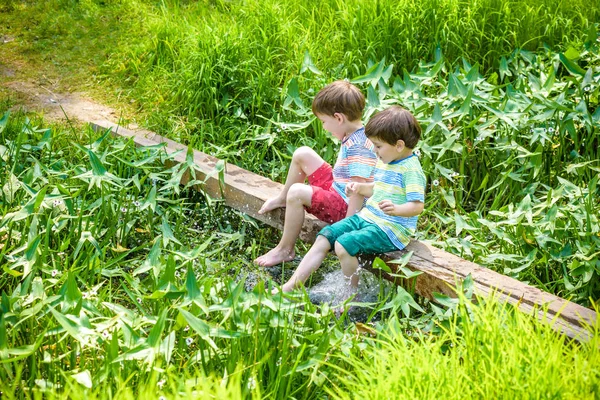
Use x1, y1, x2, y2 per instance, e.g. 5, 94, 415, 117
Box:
278, 105, 425, 293
255, 81, 378, 267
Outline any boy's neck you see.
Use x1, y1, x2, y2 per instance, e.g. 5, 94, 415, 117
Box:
342, 119, 364, 140
391, 147, 414, 162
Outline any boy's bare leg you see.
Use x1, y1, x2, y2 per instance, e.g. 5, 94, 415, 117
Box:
258, 147, 324, 214
255, 184, 312, 267
277, 236, 332, 293
335, 242, 360, 289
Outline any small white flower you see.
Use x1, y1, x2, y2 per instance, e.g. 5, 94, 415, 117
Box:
247, 376, 256, 390
281, 124, 288, 130
276, 357, 282, 366
432, 180, 440, 187
548, 127, 554, 133
159, 396, 166, 400
414, 149, 421, 157
175, 271, 181, 278
137, 297, 142, 304
584, 86, 591, 92
186, 337, 194, 346
102, 330, 110, 339
51, 269, 59, 277
133, 201, 141, 207
82, 292, 89, 299
121, 207, 128, 213
184, 325, 190, 332
157, 379, 166, 389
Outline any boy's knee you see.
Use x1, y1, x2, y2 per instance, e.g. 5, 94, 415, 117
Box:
293, 146, 316, 162
334, 241, 350, 257
287, 183, 311, 201
315, 235, 332, 251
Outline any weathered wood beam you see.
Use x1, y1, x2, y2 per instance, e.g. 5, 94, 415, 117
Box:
91, 120, 596, 342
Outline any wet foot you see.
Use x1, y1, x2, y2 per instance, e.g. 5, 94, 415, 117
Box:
271, 283, 295, 296
258, 196, 286, 214
254, 247, 295, 267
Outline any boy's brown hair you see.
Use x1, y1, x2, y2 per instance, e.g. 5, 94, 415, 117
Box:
365, 105, 421, 148
311, 80, 365, 121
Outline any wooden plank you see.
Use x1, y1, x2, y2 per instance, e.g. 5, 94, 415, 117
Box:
91, 120, 596, 342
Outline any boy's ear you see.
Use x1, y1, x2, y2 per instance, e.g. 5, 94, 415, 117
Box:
333, 112, 346, 124
395, 139, 406, 150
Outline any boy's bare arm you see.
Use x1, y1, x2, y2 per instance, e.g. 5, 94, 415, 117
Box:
345, 177, 370, 217
346, 181, 375, 198
378, 200, 424, 217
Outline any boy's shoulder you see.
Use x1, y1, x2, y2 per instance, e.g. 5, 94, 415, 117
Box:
342, 127, 370, 147
382, 154, 423, 171
377, 156, 425, 181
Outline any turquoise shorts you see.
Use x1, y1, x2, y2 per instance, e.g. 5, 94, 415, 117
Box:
318, 214, 398, 256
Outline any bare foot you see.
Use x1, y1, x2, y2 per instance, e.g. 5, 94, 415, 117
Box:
258, 196, 286, 214
271, 283, 295, 295
254, 246, 295, 267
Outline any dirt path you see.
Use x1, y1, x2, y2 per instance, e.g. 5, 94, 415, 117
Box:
3, 80, 121, 124
1, 36, 126, 127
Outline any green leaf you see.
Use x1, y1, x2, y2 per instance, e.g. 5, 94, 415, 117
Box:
284, 77, 304, 109
366, 85, 380, 108
352, 59, 386, 86
440, 187, 456, 209
454, 213, 476, 236
147, 309, 167, 347
161, 217, 182, 246
379, 286, 424, 317
71, 370, 93, 389
87, 149, 107, 175
372, 257, 391, 273
134, 236, 162, 277
559, 53, 586, 76
499, 56, 512, 81
300, 50, 322, 75
0, 111, 9, 133
178, 309, 218, 350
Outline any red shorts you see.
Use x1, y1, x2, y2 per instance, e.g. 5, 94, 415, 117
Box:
305, 163, 348, 224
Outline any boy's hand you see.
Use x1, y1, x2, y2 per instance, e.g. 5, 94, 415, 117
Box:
378, 199, 397, 215
345, 182, 361, 196
378, 200, 424, 217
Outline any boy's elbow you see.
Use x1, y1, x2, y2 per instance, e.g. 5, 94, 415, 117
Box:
413, 201, 424, 215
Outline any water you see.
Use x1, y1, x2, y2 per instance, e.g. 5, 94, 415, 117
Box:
308, 269, 385, 322
244, 262, 389, 323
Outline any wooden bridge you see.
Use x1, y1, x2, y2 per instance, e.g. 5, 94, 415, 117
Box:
91, 120, 597, 342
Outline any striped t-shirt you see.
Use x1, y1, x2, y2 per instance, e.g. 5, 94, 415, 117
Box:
358, 154, 426, 250
331, 127, 377, 202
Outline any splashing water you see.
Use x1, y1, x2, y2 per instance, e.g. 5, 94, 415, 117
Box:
308, 268, 385, 321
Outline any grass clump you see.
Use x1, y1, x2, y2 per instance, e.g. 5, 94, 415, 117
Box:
330, 297, 600, 399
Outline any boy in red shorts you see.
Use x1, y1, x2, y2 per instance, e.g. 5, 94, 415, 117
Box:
254, 80, 377, 267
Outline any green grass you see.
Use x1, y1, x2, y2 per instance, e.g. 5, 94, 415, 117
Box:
330, 294, 600, 399
0, 113, 598, 399
1, 0, 599, 302
1, 3, 599, 396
